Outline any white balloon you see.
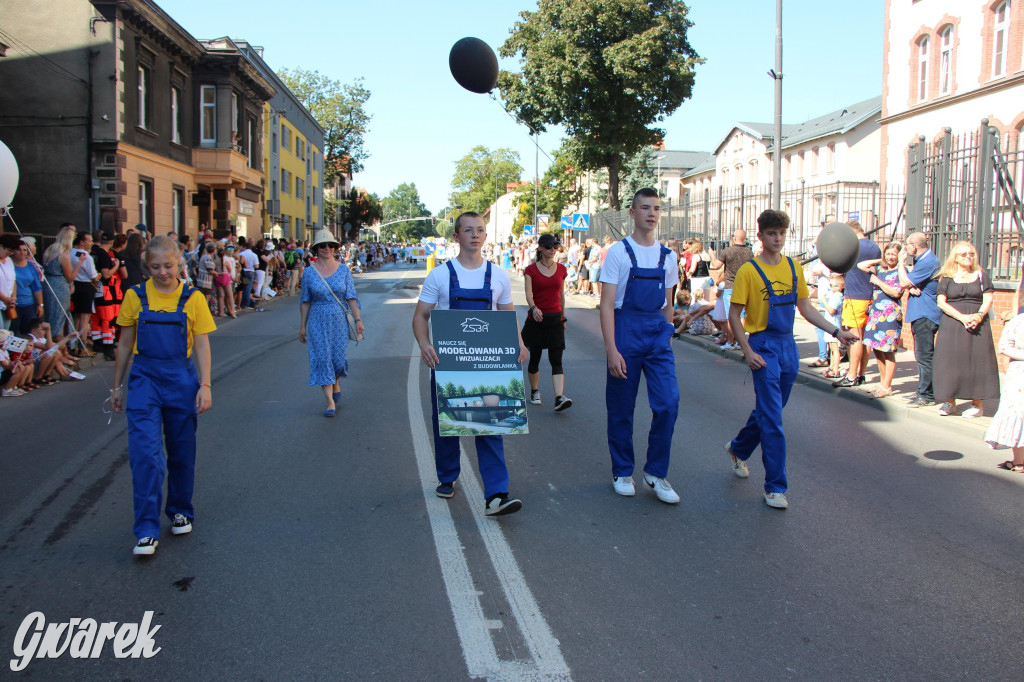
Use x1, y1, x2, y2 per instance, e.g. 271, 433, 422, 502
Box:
0, 139, 19, 208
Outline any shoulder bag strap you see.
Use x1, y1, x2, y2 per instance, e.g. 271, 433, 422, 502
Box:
311, 263, 350, 314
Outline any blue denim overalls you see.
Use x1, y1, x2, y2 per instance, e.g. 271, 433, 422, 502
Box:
431, 262, 509, 499
126, 282, 200, 540
729, 257, 800, 493
606, 240, 679, 479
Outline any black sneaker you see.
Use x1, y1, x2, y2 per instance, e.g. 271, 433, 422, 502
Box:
435, 481, 456, 499
530, 390, 542, 405
171, 513, 192, 535
133, 537, 158, 556
553, 395, 573, 412
484, 494, 522, 517
831, 375, 860, 388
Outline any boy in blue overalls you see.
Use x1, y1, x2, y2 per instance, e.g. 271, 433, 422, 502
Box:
413, 212, 528, 517
112, 236, 216, 555
599, 188, 681, 504
727, 210, 855, 509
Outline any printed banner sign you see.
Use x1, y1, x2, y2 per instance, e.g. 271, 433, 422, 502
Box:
537, 214, 550, 231
430, 310, 528, 436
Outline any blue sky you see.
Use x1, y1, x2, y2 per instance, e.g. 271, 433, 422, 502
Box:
158, 0, 883, 212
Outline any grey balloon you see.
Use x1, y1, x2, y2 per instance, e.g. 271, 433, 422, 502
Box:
816, 222, 860, 273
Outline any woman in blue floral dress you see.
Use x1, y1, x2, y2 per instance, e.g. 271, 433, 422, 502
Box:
298, 230, 364, 417
858, 241, 904, 398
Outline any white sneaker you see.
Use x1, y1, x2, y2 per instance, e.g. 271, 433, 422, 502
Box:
726, 441, 749, 478
764, 492, 789, 509
961, 406, 981, 418
938, 401, 955, 416
133, 537, 158, 555
612, 476, 635, 496
642, 474, 680, 504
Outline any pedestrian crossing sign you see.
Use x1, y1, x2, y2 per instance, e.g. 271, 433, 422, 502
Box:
571, 213, 590, 231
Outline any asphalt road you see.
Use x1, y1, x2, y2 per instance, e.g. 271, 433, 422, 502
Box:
1, 261, 1022, 681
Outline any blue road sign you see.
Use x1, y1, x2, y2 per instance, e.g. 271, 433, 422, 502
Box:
560, 216, 573, 230
572, 213, 590, 231
524, 224, 535, 235
424, 242, 437, 255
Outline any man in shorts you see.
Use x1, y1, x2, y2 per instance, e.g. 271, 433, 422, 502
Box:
832, 220, 880, 387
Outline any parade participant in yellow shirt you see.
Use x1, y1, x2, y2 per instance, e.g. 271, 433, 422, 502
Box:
726, 210, 856, 510
111, 236, 216, 556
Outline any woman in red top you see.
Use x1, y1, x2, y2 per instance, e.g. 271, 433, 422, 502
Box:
522, 233, 572, 412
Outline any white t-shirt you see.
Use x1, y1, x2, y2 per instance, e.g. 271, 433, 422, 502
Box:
419, 260, 513, 311
71, 249, 98, 283
599, 237, 680, 310
238, 248, 258, 271
0, 258, 14, 309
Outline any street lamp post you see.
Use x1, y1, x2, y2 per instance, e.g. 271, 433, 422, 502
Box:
770, 0, 783, 211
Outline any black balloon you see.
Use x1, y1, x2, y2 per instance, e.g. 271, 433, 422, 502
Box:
449, 37, 499, 94
816, 222, 860, 273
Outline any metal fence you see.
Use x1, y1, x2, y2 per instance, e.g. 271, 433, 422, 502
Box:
906, 120, 1024, 281
585, 181, 906, 257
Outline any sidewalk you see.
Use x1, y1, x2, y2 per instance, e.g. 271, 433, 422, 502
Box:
558, 285, 995, 441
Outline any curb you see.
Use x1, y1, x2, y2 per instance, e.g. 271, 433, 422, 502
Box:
672, 331, 990, 440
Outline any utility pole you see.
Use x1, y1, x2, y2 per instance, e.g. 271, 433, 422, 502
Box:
772, 0, 783, 211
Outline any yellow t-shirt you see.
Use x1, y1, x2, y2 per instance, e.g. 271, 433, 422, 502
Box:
116, 281, 217, 356
730, 256, 808, 334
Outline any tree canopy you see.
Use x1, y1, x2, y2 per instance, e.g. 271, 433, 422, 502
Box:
449, 146, 523, 215
381, 182, 434, 242
278, 68, 371, 186
337, 189, 382, 242
498, 0, 702, 209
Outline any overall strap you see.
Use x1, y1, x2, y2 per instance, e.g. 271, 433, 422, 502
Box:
748, 259, 772, 291
176, 284, 192, 312
483, 262, 492, 289
622, 239, 638, 268
785, 256, 796, 289
134, 282, 149, 311
658, 245, 670, 269
446, 261, 459, 289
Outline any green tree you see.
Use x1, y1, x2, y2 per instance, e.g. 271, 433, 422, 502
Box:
618, 148, 659, 206
444, 382, 457, 398
382, 182, 433, 242
449, 146, 524, 215
278, 69, 372, 186
499, 0, 702, 209
338, 189, 382, 242
507, 376, 525, 400
537, 139, 586, 221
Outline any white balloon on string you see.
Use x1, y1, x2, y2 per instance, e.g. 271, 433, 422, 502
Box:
0, 139, 20, 208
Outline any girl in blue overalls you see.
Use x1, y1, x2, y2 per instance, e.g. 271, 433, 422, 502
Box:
112, 236, 216, 555
726, 210, 854, 509
599, 189, 681, 504
412, 213, 527, 517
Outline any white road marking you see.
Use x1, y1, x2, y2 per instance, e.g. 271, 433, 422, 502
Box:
407, 338, 571, 681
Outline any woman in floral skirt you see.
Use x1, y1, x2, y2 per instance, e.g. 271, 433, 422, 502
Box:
858, 241, 904, 398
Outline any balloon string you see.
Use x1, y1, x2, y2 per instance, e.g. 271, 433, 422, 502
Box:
488, 93, 557, 165
2, 205, 115, 423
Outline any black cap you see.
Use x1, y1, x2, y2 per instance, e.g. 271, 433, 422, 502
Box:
538, 233, 560, 248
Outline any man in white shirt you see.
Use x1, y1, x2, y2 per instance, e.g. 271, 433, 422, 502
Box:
599, 188, 681, 504
237, 239, 258, 310
0, 234, 19, 331
413, 212, 527, 517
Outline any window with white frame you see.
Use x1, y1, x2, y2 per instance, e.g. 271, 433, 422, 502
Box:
200, 85, 216, 145
994, 2, 1009, 78
281, 124, 290, 152
231, 93, 238, 135
917, 36, 929, 101
810, 147, 818, 175
784, 154, 791, 181
137, 65, 150, 129
734, 164, 742, 186
749, 160, 758, 185
281, 169, 290, 194
826, 143, 835, 172
939, 26, 953, 95
172, 188, 184, 235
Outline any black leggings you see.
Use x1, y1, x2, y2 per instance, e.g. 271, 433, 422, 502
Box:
528, 346, 564, 375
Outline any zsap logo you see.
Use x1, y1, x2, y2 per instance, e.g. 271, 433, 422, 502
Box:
10, 611, 162, 672
460, 317, 489, 333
